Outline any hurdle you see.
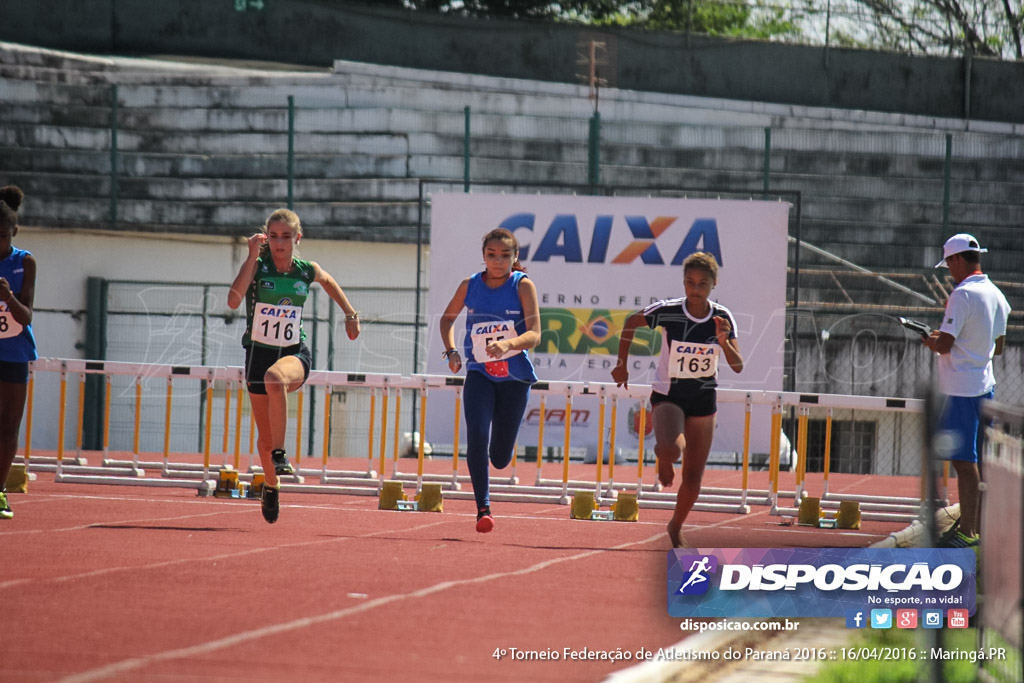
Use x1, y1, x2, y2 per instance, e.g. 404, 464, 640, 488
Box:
19, 359, 936, 519
768, 391, 928, 522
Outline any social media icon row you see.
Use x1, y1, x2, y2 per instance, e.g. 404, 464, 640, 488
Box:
846, 609, 969, 629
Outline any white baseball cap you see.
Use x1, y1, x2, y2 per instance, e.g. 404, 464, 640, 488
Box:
935, 233, 987, 268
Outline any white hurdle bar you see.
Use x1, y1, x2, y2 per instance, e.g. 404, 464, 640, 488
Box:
22, 359, 931, 517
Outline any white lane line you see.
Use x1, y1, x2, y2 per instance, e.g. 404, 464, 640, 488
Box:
0, 509, 254, 537
59, 530, 668, 683
3, 517, 449, 590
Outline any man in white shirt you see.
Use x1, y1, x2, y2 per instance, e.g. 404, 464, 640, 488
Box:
924, 234, 1011, 547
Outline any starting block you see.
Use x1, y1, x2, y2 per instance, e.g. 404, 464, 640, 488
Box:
415, 483, 443, 512
5, 463, 30, 493
836, 501, 861, 529
612, 492, 639, 522
798, 497, 822, 526
379, 480, 407, 510
571, 491, 599, 520
213, 469, 239, 499
392, 483, 445, 512
248, 473, 265, 498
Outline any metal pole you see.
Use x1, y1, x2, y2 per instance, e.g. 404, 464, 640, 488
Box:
308, 287, 318, 456
762, 127, 771, 193
463, 106, 471, 193
942, 134, 952, 233
412, 181, 425, 434
588, 111, 601, 192
287, 95, 295, 210
109, 84, 119, 228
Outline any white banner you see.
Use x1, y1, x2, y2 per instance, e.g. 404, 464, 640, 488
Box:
427, 193, 790, 461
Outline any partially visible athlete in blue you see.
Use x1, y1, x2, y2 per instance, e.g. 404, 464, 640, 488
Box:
439, 228, 540, 533
0, 185, 34, 520
612, 252, 743, 548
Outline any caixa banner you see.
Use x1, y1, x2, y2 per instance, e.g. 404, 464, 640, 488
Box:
667, 548, 976, 618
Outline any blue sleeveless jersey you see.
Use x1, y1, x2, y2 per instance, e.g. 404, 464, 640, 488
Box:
462, 271, 537, 383
0, 247, 38, 362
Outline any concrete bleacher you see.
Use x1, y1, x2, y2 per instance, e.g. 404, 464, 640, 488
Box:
1, 40, 1022, 309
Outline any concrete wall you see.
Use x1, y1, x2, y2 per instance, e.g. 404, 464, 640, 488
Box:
1, 0, 1021, 124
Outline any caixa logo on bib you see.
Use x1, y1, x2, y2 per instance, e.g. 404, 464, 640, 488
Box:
667, 548, 976, 618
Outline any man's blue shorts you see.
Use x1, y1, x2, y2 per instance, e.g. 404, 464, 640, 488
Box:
938, 390, 993, 463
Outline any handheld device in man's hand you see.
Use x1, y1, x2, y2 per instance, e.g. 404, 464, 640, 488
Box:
897, 317, 932, 338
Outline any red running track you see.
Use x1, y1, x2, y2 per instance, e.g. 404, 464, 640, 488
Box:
2, 461, 922, 682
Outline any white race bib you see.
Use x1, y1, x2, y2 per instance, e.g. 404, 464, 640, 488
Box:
470, 319, 521, 363
0, 303, 23, 340
252, 303, 302, 347
668, 341, 719, 379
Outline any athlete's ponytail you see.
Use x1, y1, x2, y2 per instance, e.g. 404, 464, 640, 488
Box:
0, 185, 23, 231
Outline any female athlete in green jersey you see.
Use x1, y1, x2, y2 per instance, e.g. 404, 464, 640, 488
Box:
228, 209, 360, 523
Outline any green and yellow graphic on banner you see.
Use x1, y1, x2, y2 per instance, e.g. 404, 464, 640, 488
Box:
538, 308, 661, 356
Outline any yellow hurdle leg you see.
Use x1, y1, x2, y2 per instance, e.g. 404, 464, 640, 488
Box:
57, 366, 68, 465
534, 394, 546, 485
451, 387, 461, 486
133, 378, 142, 468
322, 385, 332, 470
822, 409, 833, 496
636, 401, 647, 493
378, 388, 389, 486
607, 396, 618, 489
295, 385, 304, 467
595, 389, 606, 496
561, 392, 573, 491
417, 387, 428, 485
740, 394, 752, 505
23, 369, 35, 465
391, 389, 402, 478
74, 373, 86, 458
233, 380, 244, 471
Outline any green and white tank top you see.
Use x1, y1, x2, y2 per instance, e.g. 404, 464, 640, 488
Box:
243, 256, 316, 348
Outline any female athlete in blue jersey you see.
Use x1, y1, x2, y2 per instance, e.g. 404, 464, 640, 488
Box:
0, 185, 34, 520
612, 252, 744, 547
439, 228, 540, 533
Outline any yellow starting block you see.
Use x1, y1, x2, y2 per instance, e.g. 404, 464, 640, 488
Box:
415, 483, 443, 512
571, 491, 599, 520
612, 492, 639, 522
837, 501, 861, 529
214, 469, 239, 498
248, 473, 265, 498
798, 496, 821, 526
5, 463, 29, 493
379, 480, 407, 510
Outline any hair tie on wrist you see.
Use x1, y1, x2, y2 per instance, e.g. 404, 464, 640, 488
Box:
442, 349, 459, 359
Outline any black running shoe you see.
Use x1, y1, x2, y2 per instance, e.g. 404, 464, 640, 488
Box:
271, 449, 294, 476
261, 485, 280, 524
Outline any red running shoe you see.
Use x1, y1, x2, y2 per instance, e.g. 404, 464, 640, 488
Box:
476, 507, 494, 533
